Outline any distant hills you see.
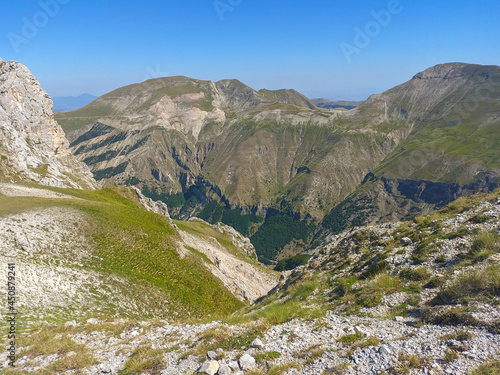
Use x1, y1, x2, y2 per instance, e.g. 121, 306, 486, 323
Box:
52, 93, 97, 112
311, 98, 362, 109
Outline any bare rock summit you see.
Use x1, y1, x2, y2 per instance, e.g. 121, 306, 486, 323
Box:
0, 59, 96, 188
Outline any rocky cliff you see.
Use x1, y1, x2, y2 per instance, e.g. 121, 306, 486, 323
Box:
0, 58, 96, 189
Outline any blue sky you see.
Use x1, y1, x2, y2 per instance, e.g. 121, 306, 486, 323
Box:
1, 0, 499, 100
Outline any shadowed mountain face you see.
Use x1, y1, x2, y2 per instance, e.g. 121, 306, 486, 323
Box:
55, 63, 500, 257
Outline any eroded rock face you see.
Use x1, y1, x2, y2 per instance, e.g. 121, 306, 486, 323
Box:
0, 59, 96, 188
181, 218, 278, 302
133, 186, 174, 225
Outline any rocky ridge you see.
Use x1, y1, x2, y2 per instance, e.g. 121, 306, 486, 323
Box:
0, 58, 96, 189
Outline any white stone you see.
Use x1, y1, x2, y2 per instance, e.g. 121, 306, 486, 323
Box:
228, 360, 240, 371
251, 338, 264, 349
197, 360, 219, 375
218, 364, 232, 375
207, 350, 217, 360
239, 353, 256, 370
379, 344, 392, 356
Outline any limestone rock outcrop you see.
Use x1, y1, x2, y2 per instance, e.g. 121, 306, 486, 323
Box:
0, 58, 96, 188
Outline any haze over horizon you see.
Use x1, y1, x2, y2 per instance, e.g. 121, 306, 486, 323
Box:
1, 0, 499, 100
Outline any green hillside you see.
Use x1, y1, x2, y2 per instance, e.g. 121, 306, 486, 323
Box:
0, 185, 245, 322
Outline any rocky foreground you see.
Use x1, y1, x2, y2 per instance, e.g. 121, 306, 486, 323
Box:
1, 306, 499, 375
1, 192, 499, 374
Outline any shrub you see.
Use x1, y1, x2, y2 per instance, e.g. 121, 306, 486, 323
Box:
421, 307, 480, 327
332, 276, 357, 298
274, 254, 313, 271
443, 349, 459, 363
468, 229, 499, 261
389, 352, 431, 374
119, 346, 164, 375
289, 280, 320, 299
200, 323, 268, 351
488, 319, 500, 334
433, 264, 500, 305
239, 298, 323, 325
338, 332, 364, 344
443, 227, 469, 239
357, 273, 402, 307
255, 351, 281, 363
360, 258, 389, 279
470, 360, 500, 375
403, 282, 423, 294
424, 277, 444, 289
399, 267, 430, 281
468, 213, 491, 224
406, 293, 421, 306
435, 254, 446, 263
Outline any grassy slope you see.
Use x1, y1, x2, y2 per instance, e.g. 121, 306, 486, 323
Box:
0, 185, 244, 321
373, 66, 500, 183
237, 188, 500, 328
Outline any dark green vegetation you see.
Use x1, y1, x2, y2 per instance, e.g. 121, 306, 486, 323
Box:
274, 254, 313, 271
142, 187, 315, 263
250, 212, 316, 262
197, 201, 263, 237
322, 195, 375, 234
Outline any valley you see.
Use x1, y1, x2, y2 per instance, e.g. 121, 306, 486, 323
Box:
0, 57, 499, 374
54, 63, 500, 263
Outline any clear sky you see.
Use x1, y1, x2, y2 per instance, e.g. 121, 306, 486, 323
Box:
1, 0, 499, 100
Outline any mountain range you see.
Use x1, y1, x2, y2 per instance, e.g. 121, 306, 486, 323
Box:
0, 57, 278, 321
311, 98, 362, 110
1, 57, 500, 374
53, 62, 500, 262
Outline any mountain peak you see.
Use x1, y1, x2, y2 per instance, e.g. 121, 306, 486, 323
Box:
412, 62, 498, 80
0, 60, 96, 188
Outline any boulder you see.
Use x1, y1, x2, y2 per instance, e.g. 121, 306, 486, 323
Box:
250, 338, 264, 349
218, 364, 232, 375
239, 353, 256, 370
197, 360, 219, 375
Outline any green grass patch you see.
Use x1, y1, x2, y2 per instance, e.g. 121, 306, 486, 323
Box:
1, 186, 245, 320
119, 345, 165, 375
471, 359, 500, 375
467, 229, 499, 261
432, 264, 500, 305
